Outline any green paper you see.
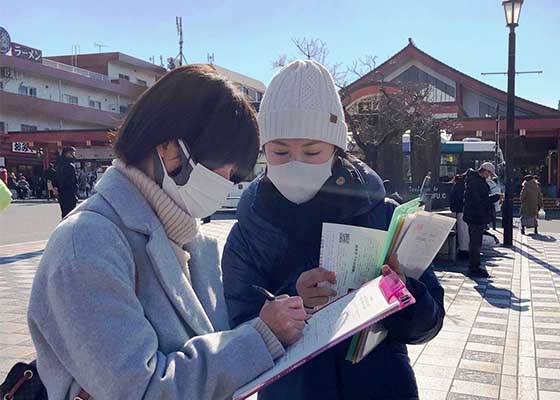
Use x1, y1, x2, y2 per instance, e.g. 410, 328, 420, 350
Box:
373, 198, 422, 277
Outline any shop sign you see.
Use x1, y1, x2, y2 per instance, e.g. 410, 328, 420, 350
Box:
11, 42, 42, 63
12, 142, 36, 154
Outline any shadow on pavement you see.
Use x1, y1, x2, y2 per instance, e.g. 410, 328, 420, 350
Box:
513, 244, 560, 276
526, 233, 557, 242
0, 249, 44, 265
435, 247, 530, 312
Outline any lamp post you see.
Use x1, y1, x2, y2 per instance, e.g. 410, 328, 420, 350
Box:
502, 0, 523, 247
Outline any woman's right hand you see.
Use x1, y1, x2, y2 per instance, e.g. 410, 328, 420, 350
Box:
259, 295, 309, 346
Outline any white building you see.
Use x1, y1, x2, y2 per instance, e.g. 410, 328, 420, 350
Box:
0, 50, 166, 132
212, 64, 266, 105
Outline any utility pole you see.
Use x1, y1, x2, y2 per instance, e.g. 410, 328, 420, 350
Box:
176, 16, 187, 66
495, 105, 501, 170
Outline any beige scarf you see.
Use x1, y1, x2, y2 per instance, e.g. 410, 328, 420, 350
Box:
113, 159, 199, 248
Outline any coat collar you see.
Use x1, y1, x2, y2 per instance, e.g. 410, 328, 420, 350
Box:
95, 167, 214, 336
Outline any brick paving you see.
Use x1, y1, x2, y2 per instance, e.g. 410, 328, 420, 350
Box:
1, 222, 560, 399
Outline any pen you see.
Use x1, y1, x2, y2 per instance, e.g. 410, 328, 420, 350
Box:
251, 284, 309, 325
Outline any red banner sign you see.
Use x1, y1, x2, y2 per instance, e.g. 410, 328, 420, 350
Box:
11, 42, 42, 63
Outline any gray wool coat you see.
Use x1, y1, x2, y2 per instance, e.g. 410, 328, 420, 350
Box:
27, 167, 279, 400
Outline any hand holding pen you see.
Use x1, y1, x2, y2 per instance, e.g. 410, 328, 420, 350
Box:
254, 285, 310, 346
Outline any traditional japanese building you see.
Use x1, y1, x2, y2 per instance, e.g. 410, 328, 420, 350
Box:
342, 39, 560, 197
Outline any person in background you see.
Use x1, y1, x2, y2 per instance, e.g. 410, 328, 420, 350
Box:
7, 172, 18, 199
27, 65, 305, 400
45, 163, 57, 202
463, 162, 501, 278
520, 174, 544, 235
222, 60, 444, 400
450, 173, 469, 259
383, 179, 404, 204
55, 147, 79, 218
0, 166, 7, 185
17, 175, 31, 199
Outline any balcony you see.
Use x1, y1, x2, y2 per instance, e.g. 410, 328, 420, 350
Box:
42, 59, 110, 82
0, 54, 146, 98
0, 90, 124, 128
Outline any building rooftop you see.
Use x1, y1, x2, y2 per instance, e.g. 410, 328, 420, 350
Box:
46, 52, 166, 76
212, 64, 266, 92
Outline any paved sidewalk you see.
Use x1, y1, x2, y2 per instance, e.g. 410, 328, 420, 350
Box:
1, 223, 560, 399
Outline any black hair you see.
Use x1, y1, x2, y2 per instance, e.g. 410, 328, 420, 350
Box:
114, 64, 259, 182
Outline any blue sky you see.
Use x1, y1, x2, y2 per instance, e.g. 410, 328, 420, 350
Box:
4, 0, 560, 108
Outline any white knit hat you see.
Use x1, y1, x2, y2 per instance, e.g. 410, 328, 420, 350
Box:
258, 60, 348, 150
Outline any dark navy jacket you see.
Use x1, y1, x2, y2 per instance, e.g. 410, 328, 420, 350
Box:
222, 157, 445, 400
463, 169, 500, 225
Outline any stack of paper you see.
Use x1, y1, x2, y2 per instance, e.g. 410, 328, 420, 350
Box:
318, 198, 455, 363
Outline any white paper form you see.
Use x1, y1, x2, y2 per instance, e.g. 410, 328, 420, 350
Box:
319, 223, 387, 297
232, 276, 399, 400
395, 211, 456, 279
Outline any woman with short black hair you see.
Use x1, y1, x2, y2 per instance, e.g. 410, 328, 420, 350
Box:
28, 65, 307, 400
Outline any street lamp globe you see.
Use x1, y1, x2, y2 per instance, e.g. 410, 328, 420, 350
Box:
502, 0, 523, 27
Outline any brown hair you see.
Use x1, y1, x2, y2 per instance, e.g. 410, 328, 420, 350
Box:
114, 64, 259, 182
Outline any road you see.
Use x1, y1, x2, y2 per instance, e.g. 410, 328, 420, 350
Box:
0, 202, 237, 246
2, 202, 560, 246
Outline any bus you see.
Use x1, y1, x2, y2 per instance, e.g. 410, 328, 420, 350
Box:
402, 135, 502, 183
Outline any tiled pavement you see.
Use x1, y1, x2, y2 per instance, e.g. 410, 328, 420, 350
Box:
1, 223, 560, 399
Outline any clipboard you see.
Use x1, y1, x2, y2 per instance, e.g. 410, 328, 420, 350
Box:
232, 270, 415, 400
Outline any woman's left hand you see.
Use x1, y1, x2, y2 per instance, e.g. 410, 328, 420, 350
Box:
381, 253, 406, 282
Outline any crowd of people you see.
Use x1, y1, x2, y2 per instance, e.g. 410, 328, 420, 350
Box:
0, 150, 100, 218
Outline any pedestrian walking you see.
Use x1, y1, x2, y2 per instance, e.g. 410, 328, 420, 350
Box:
463, 162, 501, 278
45, 163, 57, 201
222, 60, 444, 400
520, 174, 544, 235
450, 173, 469, 258
55, 147, 79, 218
27, 65, 303, 400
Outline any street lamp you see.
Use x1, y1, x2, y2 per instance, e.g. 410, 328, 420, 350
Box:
501, 0, 523, 246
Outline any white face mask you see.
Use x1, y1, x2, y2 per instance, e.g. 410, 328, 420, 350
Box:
158, 140, 233, 218
266, 154, 334, 204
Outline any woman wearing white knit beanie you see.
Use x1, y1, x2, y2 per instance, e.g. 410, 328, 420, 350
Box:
222, 60, 445, 400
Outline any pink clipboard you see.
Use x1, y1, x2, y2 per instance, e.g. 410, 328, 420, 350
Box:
233, 270, 415, 400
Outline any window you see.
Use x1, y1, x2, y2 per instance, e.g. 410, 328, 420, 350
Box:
238, 85, 249, 96
479, 101, 501, 118
0, 82, 3, 91
89, 99, 102, 109
393, 66, 455, 102
255, 91, 263, 102
119, 105, 129, 114
18, 85, 37, 96
64, 94, 79, 105
21, 124, 37, 132
136, 78, 147, 86
0, 122, 5, 132
119, 73, 130, 81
